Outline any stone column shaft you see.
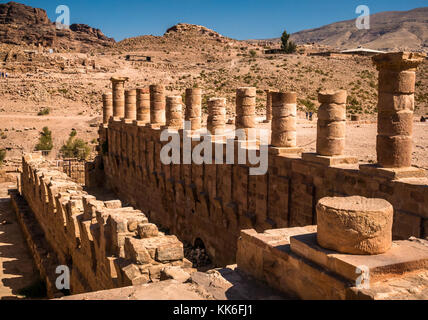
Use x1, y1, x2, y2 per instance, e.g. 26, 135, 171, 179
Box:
265, 90, 272, 122
271, 92, 297, 148
125, 89, 137, 121
136, 88, 150, 123
150, 84, 166, 125
316, 90, 347, 156
236, 87, 256, 139
207, 98, 226, 135
373, 52, 425, 168
111, 77, 128, 120
185, 88, 202, 130
165, 96, 183, 129
102, 92, 113, 125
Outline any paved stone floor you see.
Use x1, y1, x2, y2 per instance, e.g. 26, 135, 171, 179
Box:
0, 181, 39, 299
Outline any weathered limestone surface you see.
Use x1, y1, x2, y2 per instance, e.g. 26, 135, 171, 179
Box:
317, 196, 393, 254
185, 88, 202, 130
19, 153, 190, 297
373, 52, 426, 168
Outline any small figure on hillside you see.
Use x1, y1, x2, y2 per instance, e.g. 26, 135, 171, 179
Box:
421, 116, 426, 122
309, 112, 313, 121
305, 112, 308, 119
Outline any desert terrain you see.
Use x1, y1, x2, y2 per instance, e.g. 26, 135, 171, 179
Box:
0, 3, 427, 169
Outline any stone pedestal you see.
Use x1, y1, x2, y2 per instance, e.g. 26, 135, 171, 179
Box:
111, 77, 128, 120
316, 196, 393, 255
359, 164, 426, 180
102, 92, 113, 125
150, 84, 166, 125
302, 153, 358, 166
185, 88, 202, 131
235, 87, 256, 139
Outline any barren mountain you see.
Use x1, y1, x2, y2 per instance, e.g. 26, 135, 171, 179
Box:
0, 1, 114, 52
288, 7, 428, 51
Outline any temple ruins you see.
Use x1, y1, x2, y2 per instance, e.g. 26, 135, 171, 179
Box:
9, 52, 428, 300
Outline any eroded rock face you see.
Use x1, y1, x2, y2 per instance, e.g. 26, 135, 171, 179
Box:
0, 2, 114, 51
317, 196, 393, 255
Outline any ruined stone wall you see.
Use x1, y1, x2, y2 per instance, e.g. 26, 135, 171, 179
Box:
18, 153, 189, 297
98, 120, 428, 266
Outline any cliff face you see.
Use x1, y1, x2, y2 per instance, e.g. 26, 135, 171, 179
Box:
0, 2, 115, 52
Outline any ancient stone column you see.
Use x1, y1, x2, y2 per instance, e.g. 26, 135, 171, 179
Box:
316, 90, 347, 156
264, 90, 272, 123
317, 196, 393, 255
111, 77, 128, 120
102, 92, 113, 125
271, 92, 297, 148
207, 98, 226, 135
165, 96, 183, 129
236, 87, 256, 139
185, 88, 202, 130
373, 52, 426, 168
150, 84, 166, 125
125, 89, 137, 122
136, 87, 150, 124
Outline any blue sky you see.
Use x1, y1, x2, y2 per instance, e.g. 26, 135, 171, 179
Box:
2, 0, 427, 41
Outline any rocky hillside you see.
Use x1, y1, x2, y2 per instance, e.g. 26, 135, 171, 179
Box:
0, 1, 114, 52
289, 7, 428, 51
116, 23, 236, 51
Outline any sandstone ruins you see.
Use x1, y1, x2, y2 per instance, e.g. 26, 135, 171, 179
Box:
8, 52, 428, 300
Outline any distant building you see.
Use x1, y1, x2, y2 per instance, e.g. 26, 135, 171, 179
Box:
340, 47, 386, 56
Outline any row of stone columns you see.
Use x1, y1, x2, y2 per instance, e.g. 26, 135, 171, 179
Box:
103, 52, 425, 177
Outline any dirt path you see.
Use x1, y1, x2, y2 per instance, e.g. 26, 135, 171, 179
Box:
0, 181, 39, 299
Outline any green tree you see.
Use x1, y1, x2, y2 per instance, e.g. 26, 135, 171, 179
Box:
60, 129, 91, 160
280, 30, 297, 54
35, 127, 53, 152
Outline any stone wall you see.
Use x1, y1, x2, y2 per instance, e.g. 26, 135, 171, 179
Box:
18, 153, 190, 297
96, 119, 428, 266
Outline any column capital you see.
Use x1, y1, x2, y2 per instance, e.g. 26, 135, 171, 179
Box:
110, 76, 129, 83
372, 52, 426, 71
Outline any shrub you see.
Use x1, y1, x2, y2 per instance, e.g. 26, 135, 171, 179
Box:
37, 107, 50, 116
35, 127, 53, 153
60, 129, 91, 160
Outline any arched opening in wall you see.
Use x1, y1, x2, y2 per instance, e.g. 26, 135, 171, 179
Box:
194, 238, 205, 249
184, 238, 213, 271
